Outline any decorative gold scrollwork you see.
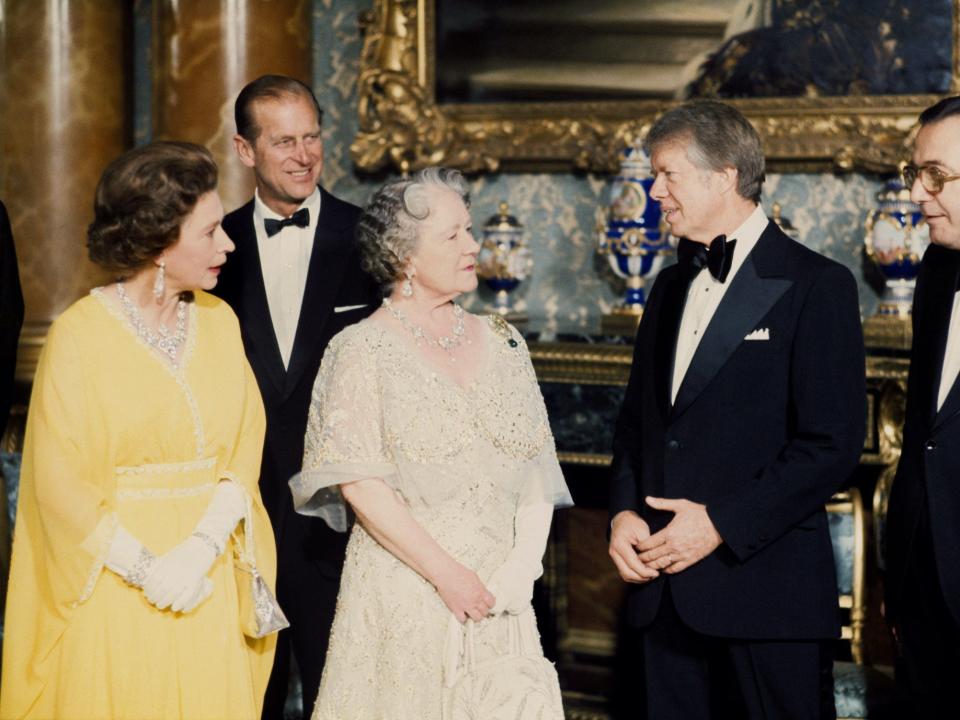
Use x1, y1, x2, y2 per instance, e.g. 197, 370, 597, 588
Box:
352, 0, 959, 175
878, 379, 908, 465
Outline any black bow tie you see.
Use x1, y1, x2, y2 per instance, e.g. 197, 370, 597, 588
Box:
676, 235, 737, 283
264, 208, 309, 237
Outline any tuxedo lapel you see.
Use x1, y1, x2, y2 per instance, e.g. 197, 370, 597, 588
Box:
925, 251, 960, 428
230, 201, 286, 395
671, 231, 793, 420
654, 268, 692, 422
284, 188, 351, 397
934, 377, 960, 429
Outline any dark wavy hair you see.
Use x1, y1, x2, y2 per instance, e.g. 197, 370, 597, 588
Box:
87, 141, 218, 275
235, 75, 324, 143
920, 95, 960, 126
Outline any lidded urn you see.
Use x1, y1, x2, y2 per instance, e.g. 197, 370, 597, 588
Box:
597, 138, 671, 333
864, 176, 929, 318
476, 201, 532, 321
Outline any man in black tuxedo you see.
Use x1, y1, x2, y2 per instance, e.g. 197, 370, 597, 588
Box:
608, 100, 865, 719
885, 96, 960, 714
0, 201, 23, 439
214, 75, 379, 719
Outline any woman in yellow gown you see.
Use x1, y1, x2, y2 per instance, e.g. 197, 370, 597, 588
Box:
0, 142, 278, 720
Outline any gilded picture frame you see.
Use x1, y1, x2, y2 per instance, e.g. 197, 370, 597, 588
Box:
352, 0, 960, 174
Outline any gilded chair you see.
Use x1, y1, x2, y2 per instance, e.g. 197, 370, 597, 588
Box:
829, 488, 898, 719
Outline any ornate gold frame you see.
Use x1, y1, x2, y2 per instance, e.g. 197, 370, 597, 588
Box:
353, 0, 960, 174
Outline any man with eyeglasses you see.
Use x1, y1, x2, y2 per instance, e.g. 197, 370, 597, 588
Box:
886, 95, 960, 714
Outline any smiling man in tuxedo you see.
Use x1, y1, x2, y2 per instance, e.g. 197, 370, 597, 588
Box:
214, 75, 379, 719
885, 96, 960, 714
608, 100, 865, 719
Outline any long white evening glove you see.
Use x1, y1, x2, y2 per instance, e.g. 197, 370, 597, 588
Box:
105, 523, 160, 588
143, 480, 245, 613
487, 501, 553, 615
106, 523, 213, 609
192, 479, 246, 553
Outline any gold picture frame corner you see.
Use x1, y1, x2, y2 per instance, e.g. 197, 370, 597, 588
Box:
354, 0, 957, 175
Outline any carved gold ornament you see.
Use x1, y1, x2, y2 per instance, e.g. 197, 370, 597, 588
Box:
353, 0, 960, 175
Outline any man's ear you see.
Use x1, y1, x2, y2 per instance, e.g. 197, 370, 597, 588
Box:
233, 133, 257, 169
717, 166, 739, 195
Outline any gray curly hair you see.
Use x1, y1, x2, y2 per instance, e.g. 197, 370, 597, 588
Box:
357, 167, 471, 294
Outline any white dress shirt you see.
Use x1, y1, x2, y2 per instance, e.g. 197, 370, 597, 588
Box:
253, 187, 321, 368
672, 204, 769, 404
938, 290, 960, 410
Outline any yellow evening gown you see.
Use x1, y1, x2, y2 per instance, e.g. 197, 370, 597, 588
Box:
0, 290, 276, 720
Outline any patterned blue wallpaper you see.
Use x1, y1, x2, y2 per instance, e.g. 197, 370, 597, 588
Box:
311, 0, 887, 331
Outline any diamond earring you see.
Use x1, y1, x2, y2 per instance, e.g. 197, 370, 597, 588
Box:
401, 273, 413, 298
153, 261, 166, 303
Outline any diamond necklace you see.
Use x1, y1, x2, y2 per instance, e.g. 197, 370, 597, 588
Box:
116, 282, 187, 364
382, 298, 469, 360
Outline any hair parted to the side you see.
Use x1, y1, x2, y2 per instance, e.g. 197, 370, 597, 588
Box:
919, 95, 960, 126
357, 167, 471, 295
87, 141, 218, 275
235, 74, 324, 143
643, 99, 766, 203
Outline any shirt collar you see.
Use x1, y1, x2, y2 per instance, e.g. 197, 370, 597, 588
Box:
253, 186, 321, 223
720, 203, 767, 282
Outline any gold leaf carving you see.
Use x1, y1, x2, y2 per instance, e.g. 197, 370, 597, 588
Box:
353, 0, 959, 175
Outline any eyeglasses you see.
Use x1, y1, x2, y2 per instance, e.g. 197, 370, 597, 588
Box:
901, 163, 960, 194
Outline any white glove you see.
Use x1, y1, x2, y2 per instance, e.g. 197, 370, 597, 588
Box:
488, 501, 553, 615
105, 523, 212, 610
143, 536, 217, 612
105, 523, 159, 589
142, 480, 246, 613
192, 479, 246, 553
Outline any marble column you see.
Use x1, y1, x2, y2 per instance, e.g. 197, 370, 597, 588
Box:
1, 0, 126, 368
153, 0, 312, 212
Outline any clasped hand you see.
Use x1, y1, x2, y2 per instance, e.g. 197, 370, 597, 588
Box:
636, 496, 722, 573
609, 497, 722, 582
142, 536, 217, 613
434, 560, 495, 623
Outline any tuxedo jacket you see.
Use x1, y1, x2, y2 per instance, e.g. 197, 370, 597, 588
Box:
214, 187, 379, 576
886, 243, 960, 625
610, 221, 866, 639
0, 201, 23, 438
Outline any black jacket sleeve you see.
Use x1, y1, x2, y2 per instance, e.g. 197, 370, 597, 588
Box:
0, 201, 24, 438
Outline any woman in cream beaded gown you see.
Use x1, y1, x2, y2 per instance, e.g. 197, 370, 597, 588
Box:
289, 168, 572, 719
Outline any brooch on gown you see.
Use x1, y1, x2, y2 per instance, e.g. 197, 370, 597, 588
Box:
488, 314, 519, 347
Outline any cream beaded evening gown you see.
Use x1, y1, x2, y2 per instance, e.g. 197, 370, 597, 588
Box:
291, 314, 572, 720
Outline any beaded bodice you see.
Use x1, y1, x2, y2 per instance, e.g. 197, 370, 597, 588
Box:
300, 315, 559, 566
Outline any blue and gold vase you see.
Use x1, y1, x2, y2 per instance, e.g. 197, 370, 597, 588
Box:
597, 140, 671, 333
476, 201, 532, 321
864, 177, 929, 318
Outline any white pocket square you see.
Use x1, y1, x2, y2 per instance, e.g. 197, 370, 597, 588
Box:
334, 304, 368, 313
744, 327, 770, 341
